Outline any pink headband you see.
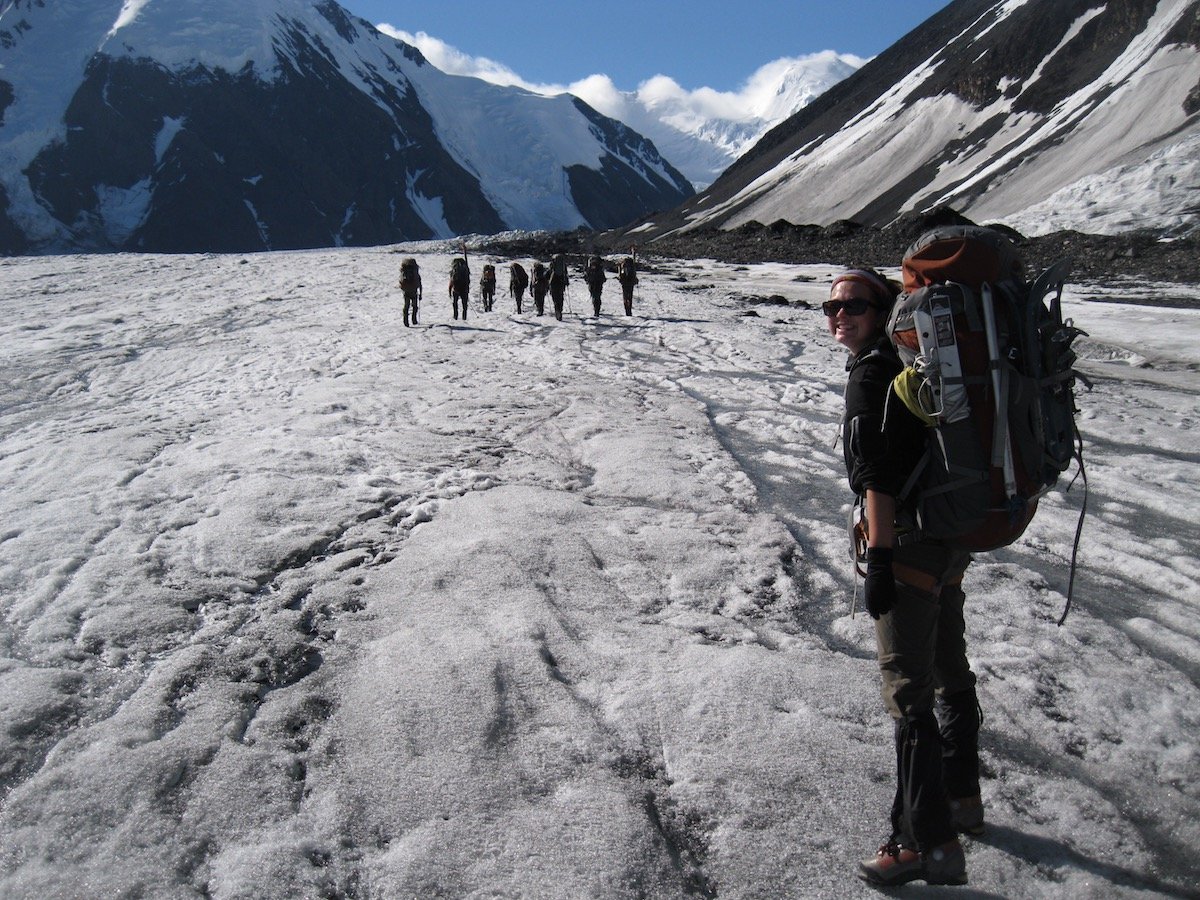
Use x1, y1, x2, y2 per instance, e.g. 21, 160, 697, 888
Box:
830, 269, 893, 304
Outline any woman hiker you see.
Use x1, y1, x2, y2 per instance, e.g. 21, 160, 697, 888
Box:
827, 266, 983, 888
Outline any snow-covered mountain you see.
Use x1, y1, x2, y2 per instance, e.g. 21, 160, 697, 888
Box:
371, 24, 865, 194
0, 0, 694, 254
557, 52, 864, 190
631, 0, 1200, 239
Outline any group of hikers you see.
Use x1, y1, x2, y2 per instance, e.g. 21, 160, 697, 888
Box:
396, 252, 639, 327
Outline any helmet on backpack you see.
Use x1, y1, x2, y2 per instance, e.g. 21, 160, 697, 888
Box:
902, 226, 1024, 291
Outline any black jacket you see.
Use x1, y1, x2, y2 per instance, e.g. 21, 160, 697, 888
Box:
842, 336, 926, 500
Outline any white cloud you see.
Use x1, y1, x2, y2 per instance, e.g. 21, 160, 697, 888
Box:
376, 25, 556, 93
376, 24, 862, 126
109, 0, 153, 36
372, 24, 864, 187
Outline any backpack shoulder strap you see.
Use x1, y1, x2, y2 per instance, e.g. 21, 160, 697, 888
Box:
848, 339, 902, 378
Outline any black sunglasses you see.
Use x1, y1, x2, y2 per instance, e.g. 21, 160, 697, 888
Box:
822, 298, 875, 317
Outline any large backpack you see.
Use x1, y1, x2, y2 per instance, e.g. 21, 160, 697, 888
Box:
586, 255, 604, 280
481, 263, 496, 283
886, 226, 1088, 620
399, 258, 419, 289
450, 256, 469, 284
549, 254, 568, 286
618, 256, 637, 283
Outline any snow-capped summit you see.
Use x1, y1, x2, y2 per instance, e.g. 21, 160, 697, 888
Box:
567, 52, 863, 190
752, 53, 863, 128
0, 0, 694, 253
630, 0, 1199, 240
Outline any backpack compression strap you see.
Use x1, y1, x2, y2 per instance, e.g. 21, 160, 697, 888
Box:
1058, 423, 1089, 626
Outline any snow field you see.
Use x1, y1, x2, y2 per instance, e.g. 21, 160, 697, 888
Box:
0, 247, 1197, 897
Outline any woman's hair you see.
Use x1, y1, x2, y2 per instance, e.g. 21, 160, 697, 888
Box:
830, 265, 902, 309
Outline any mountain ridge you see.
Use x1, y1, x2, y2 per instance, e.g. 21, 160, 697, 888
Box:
618, 0, 1199, 243
0, 0, 694, 254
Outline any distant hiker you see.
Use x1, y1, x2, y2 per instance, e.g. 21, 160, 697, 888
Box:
831, 266, 975, 887
617, 255, 638, 316
531, 261, 550, 316
583, 254, 606, 315
449, 256, 470, 321
398, 257, 422, 327
509, 262, 529, 313
548, 253, 569, 321
480, 263, 497, 312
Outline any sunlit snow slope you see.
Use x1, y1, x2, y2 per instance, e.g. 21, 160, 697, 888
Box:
650, 0, 1199, 238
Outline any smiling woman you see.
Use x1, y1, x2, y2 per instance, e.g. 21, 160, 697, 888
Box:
825, 267, 895, 355
826, 263, 980, 886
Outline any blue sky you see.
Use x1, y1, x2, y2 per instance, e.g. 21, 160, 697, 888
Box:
339, 1, 952, 93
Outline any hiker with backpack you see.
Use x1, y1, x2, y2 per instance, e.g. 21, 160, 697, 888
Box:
617, 256, 638, 315
398, 258, 422, 327
449, 255, 470, 321
548, 253, 569, 321
509, 262, 529, 313
480, 264, 497, 312
530, 261, 550, 316
836, 228, 1084, 888
829, 265, 976, 888
584, 254, 606, 316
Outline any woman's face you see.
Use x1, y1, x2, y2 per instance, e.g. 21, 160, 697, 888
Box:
827, 281, 882, 355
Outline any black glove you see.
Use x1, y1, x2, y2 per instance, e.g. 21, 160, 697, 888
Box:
864, 547, 897, 619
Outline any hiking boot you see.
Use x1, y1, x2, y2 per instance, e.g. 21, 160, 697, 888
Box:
857, 838, 967, 887
950, 795, 985, 836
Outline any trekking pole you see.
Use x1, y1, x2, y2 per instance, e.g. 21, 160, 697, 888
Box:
632, 247, 640, 309
981, 284, 1018, 500
848, 500, 867, 619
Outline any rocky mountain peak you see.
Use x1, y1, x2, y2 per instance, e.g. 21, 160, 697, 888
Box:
0, 0, 693, 253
